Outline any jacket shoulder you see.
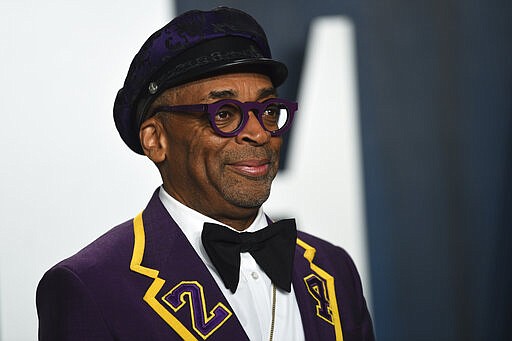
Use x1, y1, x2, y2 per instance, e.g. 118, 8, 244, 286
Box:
296, 230, 355, 267
36, 219, 136, 340
50, 218, 134, 278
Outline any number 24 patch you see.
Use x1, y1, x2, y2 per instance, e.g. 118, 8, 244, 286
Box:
304, 273, 334, 324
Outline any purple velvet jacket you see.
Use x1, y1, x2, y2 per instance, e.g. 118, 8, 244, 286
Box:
37, 191, 374, 340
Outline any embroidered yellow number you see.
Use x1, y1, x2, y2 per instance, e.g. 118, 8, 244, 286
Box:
162, 281, 232, 340
304, 273, 334, 324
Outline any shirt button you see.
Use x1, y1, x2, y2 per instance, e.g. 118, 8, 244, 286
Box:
251, 271, 259, 280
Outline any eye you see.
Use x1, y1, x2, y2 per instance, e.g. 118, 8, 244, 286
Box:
213, 104, 242, 132
264, 105, 279, 118
215, 110, 233, 121
262, 105, 281, 126
215, 105, 238, 122
262, 102, 289, 131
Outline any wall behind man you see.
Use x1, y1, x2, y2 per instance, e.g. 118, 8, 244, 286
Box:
0, 1, 172, 340
176, 1, 512, 341
355, 1, 512, 340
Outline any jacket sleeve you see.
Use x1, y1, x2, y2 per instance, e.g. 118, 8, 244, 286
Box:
339, 247, 375, 341
36, 265, 113, 341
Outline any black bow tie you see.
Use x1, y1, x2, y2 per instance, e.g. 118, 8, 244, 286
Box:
201, 219, 297, 293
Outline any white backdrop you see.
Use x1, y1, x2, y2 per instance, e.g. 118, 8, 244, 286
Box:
0, 1, 171, 339
0, 2, 370, 340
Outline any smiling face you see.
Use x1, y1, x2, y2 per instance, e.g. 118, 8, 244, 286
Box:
143, 73, 282, 230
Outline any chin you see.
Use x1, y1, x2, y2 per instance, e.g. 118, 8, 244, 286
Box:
222, 185, 272, 209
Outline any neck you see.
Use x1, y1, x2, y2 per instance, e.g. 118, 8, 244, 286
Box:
162, 183, 261, 231
214, 213, 258, 231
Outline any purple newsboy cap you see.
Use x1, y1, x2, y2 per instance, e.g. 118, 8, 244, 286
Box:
113, 6, 288, 154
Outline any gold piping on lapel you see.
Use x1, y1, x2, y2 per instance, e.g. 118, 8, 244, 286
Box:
130, 212, 197, 341
297, 238, 344, 341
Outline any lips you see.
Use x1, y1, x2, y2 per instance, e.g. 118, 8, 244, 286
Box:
227, 159, 272, 177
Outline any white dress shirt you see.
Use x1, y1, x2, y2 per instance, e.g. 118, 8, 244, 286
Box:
158, 187, 305, 341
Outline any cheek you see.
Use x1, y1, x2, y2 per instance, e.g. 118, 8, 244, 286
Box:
183, 134, 228, 178
167, 120, 214, 160
270, 138, 283, 163
272, 138, 283, 153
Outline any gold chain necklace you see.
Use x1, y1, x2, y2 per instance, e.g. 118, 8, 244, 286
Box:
269, 284, 277, 341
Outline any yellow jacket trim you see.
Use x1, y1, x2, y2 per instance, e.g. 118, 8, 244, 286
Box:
297, 237, 344, 341
130, 212, 198, 341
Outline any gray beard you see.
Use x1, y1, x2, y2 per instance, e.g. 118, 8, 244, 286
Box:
220, 180, 273, 208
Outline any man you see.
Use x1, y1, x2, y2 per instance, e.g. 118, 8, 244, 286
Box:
37, 7, 374, 341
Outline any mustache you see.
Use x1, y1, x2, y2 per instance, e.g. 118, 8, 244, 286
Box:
221, 146, 279, 164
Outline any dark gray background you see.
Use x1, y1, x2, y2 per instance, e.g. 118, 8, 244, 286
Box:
176, 1, 512, 340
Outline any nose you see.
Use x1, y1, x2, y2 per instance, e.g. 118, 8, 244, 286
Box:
235, 111, 271, 145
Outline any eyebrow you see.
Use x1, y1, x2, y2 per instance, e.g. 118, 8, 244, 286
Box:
207, 89, 237, 100
258, 87, 278, 99
205, 87, 278, 101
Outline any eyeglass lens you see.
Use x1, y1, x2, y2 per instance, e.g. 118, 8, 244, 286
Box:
213, 101, 290, 134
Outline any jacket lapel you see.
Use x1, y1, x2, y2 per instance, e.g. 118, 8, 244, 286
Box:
292, 234, 344, 341
130, 191, 249, 340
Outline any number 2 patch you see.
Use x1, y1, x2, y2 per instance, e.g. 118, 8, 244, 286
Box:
162, 281, 232, 339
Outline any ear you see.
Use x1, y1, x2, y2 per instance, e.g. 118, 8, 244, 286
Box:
139, 117, 167, 163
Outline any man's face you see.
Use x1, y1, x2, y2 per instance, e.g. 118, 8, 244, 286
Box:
156, 73, 282, 225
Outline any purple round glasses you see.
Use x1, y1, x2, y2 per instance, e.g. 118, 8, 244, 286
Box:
150, 98, 298, 137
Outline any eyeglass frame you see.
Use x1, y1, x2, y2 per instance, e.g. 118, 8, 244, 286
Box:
149, 98, 298, 137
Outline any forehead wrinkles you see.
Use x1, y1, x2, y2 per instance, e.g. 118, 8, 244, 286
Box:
169, 74, 274, 104
153, 81, 210, 107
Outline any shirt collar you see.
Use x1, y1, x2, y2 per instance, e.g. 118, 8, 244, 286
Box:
158, 186, 269, 266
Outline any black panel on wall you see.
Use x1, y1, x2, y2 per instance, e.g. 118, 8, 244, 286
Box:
175, 1, 512, 340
